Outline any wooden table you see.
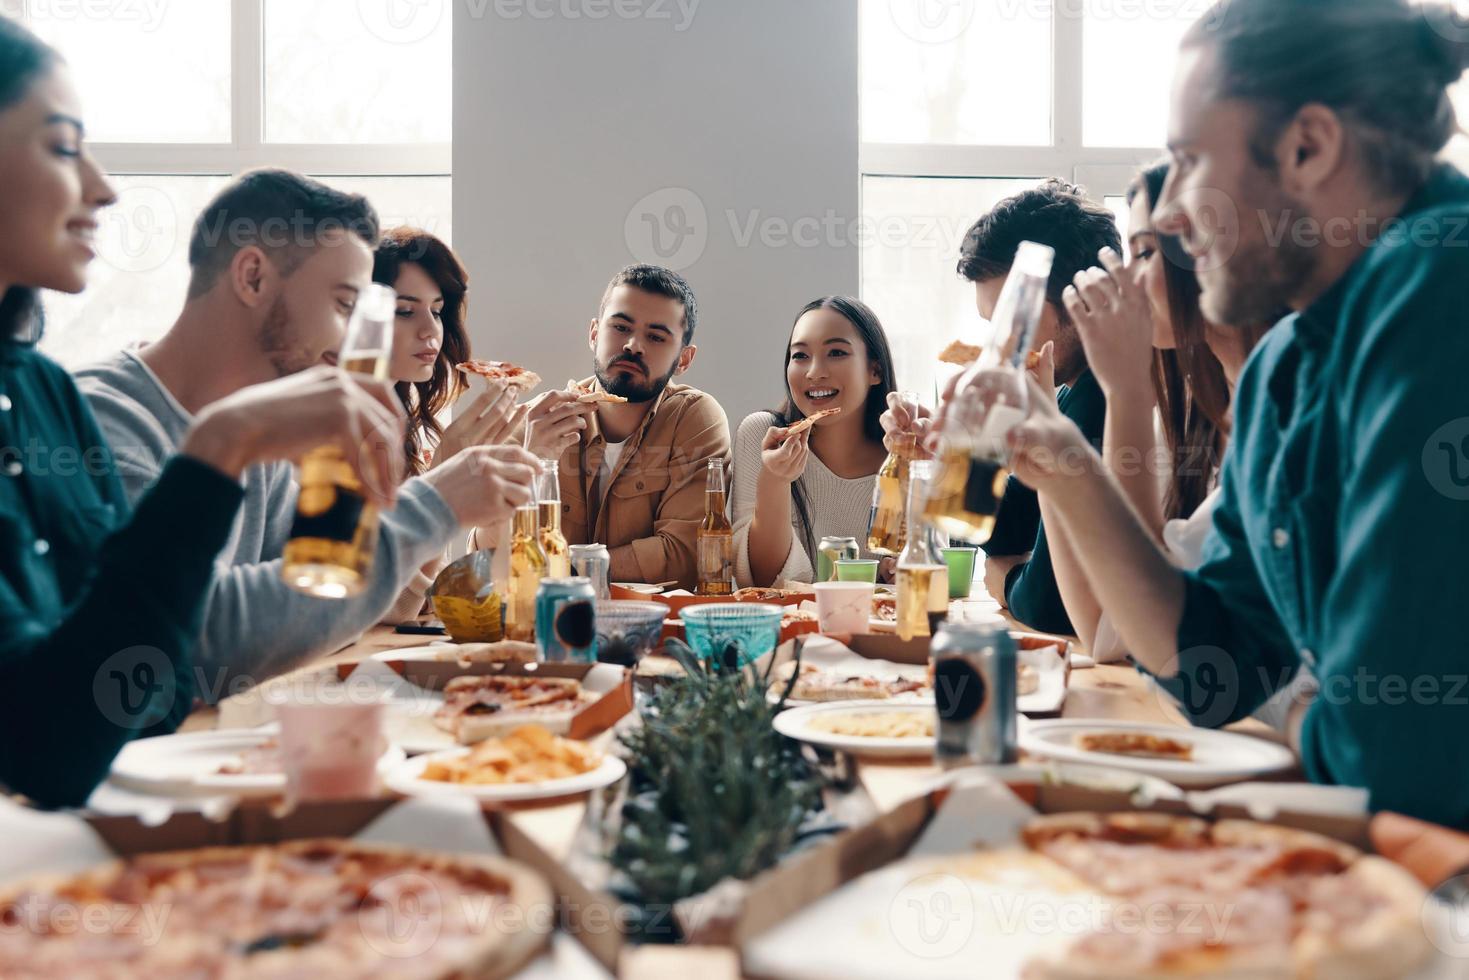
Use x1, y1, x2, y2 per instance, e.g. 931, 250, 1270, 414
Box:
185, 620, 1294, 854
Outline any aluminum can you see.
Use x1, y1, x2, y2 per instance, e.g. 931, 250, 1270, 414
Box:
816, 535, 861, 582
932, 619, 1017, 766
569, 544, 611, 599
535, 577, 597, 662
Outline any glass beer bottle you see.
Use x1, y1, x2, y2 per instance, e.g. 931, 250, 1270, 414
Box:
537, 459, 571, 579
896, 461, 950, 642
281, 283, 397, 599
696, 458, 735, 595
925, 241, 1054, 542
867, 390, 920, 555
506, 503, 547, 642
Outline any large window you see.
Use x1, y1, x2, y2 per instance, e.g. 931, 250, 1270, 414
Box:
860, 0, 1208, 399
18, 0, 451, 368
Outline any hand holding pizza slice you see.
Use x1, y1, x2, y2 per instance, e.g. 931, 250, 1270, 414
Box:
457, 359, 542, 392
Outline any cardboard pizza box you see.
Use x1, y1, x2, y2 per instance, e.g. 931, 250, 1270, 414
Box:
341, 658, 635, 741
490, 768, 886, 972
610, 584, 812, 615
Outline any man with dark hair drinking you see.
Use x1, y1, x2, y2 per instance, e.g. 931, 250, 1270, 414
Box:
78, 170, 538, 696
518, 264, 730, 591
1004, 0, 1469, 826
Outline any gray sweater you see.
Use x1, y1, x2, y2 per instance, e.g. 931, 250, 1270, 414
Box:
76, 351, 459, 700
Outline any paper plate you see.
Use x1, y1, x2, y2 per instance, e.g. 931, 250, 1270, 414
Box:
772, 701, 935, 759
383, 750, 627, 803
110, 728, 405, 798
1019, 719, 1295, 788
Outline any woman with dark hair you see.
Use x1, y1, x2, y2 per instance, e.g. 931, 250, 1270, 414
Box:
730, 296, 897, 587
374, 226, 525, 621
1044, 160, 1276, 668
0, 17, 409, 805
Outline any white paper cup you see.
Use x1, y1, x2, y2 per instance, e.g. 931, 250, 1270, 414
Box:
813, 581, 875, 634
270, 683, 387, 801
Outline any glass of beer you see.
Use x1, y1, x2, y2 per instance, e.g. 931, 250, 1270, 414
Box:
281, 283, 397, 599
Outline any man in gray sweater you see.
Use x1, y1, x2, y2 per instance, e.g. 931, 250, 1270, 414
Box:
77, 170, 537, 701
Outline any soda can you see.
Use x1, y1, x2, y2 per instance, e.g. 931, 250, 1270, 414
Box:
932, 618, 1017, 766
536, 577, 598, 663
569, 544, 611, 599
816, 535, 861, 582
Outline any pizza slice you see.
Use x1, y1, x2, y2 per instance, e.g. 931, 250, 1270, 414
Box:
776, 662, 928, 702
938, 339, 983, 366
1073, 729, 1196, 761
784, 407, 843, 437
567, 378, 628, 405
457, 359, 542, 391
434, 674, 593, 744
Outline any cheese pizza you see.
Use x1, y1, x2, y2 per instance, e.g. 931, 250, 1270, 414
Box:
456, 359, 542, 391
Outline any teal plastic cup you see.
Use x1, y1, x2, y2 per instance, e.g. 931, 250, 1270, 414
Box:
835, 559, 880, 584
942, 547, 978, 599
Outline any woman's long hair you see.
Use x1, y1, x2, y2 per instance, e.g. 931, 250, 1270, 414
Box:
0, 18, 58, 343
371, 227, 471, 476
1130, 162, 1272, 518
771, 296, 897, 559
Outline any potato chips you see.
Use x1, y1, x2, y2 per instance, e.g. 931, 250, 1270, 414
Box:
421, 725, 602, 784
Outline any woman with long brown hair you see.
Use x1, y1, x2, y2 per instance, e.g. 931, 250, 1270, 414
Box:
374, 227, 525, 620
1042, 160, 1274, 662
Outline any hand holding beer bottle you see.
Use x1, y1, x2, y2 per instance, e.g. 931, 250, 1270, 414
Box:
281, 285, 399, 598
924, 242, 1054, 543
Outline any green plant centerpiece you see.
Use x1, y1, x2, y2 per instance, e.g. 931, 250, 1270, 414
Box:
608, 637, 825, 939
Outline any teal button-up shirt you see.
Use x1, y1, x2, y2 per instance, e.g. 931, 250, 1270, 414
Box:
1156, 165, 1469, 827
0, 339, 242, 806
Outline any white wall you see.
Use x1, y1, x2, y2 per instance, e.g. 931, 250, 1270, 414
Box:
453, 0, 859, 427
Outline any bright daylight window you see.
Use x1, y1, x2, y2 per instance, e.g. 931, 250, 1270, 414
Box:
18, 0, 451, 369
860, 0, 1209, 400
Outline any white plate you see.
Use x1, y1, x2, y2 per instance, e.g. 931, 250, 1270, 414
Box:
773, 701, 935, 758
110, 728, 405, 798
383, 749, 627, 802
369, 644, 457, 663
1019, 719, 1296, 788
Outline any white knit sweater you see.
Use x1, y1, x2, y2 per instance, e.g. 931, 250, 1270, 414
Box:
730, 412, 881, 587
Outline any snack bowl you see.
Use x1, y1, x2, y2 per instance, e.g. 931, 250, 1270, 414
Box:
679, 603, 784, 668
594, 601, 669, 666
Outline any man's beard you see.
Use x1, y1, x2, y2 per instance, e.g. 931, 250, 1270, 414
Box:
595, 353, 678, 404
1199, 184, 1316, 329
1050, 328, 1089, 387
258, 295, 319, 377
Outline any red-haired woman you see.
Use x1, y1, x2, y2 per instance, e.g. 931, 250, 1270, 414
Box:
374, 227, 524, 620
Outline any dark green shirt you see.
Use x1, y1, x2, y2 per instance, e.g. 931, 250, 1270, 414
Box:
1156, 165, 1469, 827
0, 342, 242, 807
989, 369, 1107, 635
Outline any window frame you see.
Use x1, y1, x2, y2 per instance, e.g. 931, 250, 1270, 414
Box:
23, 0, 451, 178
859, 11, 1160, 217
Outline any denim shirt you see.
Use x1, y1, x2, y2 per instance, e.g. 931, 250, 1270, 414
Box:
1156, 165, 1469, 827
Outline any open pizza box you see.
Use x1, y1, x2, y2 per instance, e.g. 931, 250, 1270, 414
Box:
492, 770, 1466, 977
0, 794, 587, 978
218, 658, 634, 754
733, 776, 1466, 979
753, 633, 1071, 716
610, 583, 813, 615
